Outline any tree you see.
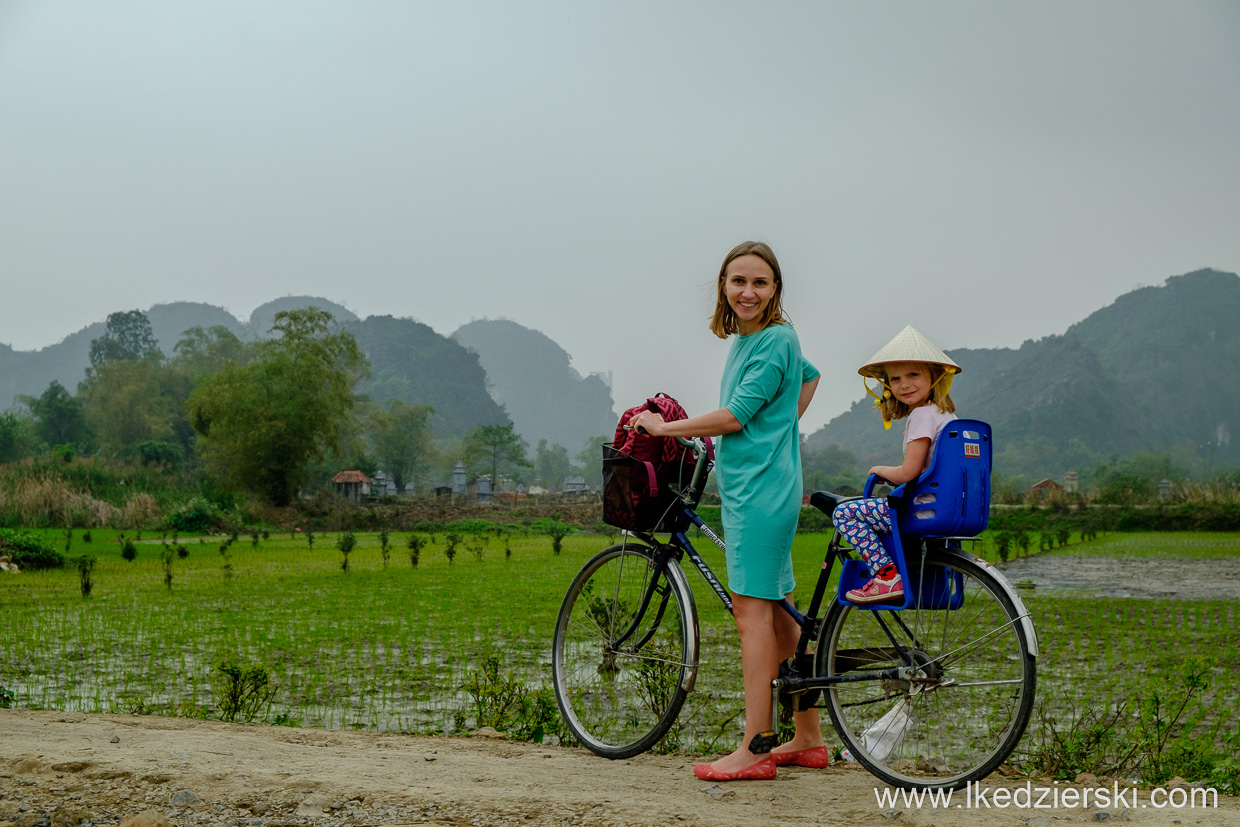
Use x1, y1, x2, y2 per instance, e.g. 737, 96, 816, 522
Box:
78, 358, 181, 456
89, 310, 162, 368
368, 400, 434, 492
535, 439, 572, 492
575, 435, 609, 488
462, 423, 530, 488
173, 325, 256, 379
0, 411, 35, 463
21, 381, 93, 450
187, 308, 368, 506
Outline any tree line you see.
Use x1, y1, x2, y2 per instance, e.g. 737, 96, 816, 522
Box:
0, 308, 607, 507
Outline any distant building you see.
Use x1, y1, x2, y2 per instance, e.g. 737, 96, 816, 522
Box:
372, 470, 413, 497
451, 462, 468, 496
564, 475, 589, 494
476, 476, 493, 503
332, 470, 372, 504
1064, 470, 1079, 494
1030, 478, 1063, 497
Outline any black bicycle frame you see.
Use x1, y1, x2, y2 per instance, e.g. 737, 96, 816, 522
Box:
614, 504, 911, 703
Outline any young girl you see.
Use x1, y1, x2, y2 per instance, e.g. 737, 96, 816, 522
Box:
832, 325, 960, 604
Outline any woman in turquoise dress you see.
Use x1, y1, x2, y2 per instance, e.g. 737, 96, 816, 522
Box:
628, 241, 823, 781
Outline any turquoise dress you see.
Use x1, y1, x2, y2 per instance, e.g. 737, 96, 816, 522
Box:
718, 323, 819, 599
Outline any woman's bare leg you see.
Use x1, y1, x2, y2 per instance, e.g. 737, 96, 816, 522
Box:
770, 591, 825, 753
697, 593, 779, 773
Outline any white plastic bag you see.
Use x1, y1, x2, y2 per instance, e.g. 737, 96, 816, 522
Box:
846, 699, 913, 763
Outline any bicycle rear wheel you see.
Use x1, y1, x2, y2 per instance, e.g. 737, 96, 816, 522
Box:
816, 547, 1035, 789
551, 542, 698, 759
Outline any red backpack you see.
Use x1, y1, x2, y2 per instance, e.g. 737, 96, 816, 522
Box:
613, 392, 690, 470
603, 393, 713, 531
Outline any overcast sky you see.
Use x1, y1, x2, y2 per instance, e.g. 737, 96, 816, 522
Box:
2, 1, 1238, 433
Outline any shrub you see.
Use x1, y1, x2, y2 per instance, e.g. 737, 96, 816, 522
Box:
465, 652, 568, 743
163, 496, 229, 534
214, 658, 276, 723
531, 518, 575, 555
0, 528, 65, 570
407, 534, 426, 567
336, 531, 356, 572
75, 554, 96, 598
120, 539, 137, 562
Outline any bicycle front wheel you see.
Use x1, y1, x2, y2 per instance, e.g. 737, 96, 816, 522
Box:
817, 547, 1036, 789
551, 541, 698, 759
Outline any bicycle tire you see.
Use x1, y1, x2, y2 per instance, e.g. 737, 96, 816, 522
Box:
551, 542, 698, 759
816, 546, 1036, 789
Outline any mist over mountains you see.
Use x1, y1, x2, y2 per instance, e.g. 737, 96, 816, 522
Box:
804, 268, 1240, 478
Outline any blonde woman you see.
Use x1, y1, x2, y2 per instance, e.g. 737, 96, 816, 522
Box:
629, 241, 824, 781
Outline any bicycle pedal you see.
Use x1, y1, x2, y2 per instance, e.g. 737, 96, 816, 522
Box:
748, 731, 779, 755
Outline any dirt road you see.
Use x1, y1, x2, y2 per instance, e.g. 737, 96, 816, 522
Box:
1, 710, 1234, 826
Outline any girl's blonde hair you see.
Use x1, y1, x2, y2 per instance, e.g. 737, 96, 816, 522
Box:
877, 362, 956, 422
709, 241, 787, 339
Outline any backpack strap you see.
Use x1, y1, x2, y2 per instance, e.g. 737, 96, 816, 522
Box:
640, 460, 658, 497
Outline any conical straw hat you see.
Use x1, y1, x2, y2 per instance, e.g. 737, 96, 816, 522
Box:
858, 325, 961, 379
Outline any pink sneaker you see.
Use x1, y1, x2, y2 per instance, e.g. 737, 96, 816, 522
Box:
846, 567, 904, 604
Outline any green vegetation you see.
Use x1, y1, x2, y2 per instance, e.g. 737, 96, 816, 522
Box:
0, 528, 64, 570
187, 308, 368, 507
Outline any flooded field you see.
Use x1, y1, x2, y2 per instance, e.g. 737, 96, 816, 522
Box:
3, 529, 1239, 756
999, 555, 1240, 600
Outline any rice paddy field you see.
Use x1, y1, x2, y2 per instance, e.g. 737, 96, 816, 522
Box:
3, 528, 1239, 762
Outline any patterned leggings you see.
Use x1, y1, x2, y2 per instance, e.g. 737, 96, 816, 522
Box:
832, 498, 894, 573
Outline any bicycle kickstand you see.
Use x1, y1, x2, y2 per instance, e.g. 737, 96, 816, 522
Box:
747, 678, 785, 755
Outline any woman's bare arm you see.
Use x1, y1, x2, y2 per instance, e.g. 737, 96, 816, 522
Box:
798, 376, 820, 419
628, 407, 741, 438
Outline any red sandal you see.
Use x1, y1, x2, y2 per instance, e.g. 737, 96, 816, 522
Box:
693, 755, 777, 781
772, 746, 831, 768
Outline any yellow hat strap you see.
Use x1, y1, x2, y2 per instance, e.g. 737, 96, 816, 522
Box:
864, 377, 894, 430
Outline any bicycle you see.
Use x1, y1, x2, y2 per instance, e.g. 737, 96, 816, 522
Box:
550, 421, 1038, 790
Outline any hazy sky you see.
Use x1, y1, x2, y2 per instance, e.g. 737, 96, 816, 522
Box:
2, 1, 1238, 433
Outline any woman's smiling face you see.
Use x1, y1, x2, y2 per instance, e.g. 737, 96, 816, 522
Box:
724, 253, 777, 335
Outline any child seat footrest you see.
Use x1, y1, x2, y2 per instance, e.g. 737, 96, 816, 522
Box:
836, 559, 964, 611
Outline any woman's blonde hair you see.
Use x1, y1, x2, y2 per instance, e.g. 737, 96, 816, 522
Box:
709, 241, 787, 339
877, 362, 957, 422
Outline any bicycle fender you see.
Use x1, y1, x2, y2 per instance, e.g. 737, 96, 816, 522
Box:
663, 558, 702, 693
936, 546, 1040, 658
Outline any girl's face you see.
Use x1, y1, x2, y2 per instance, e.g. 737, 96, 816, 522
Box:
724, 254, 777, 335
885, 362, 933, 408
